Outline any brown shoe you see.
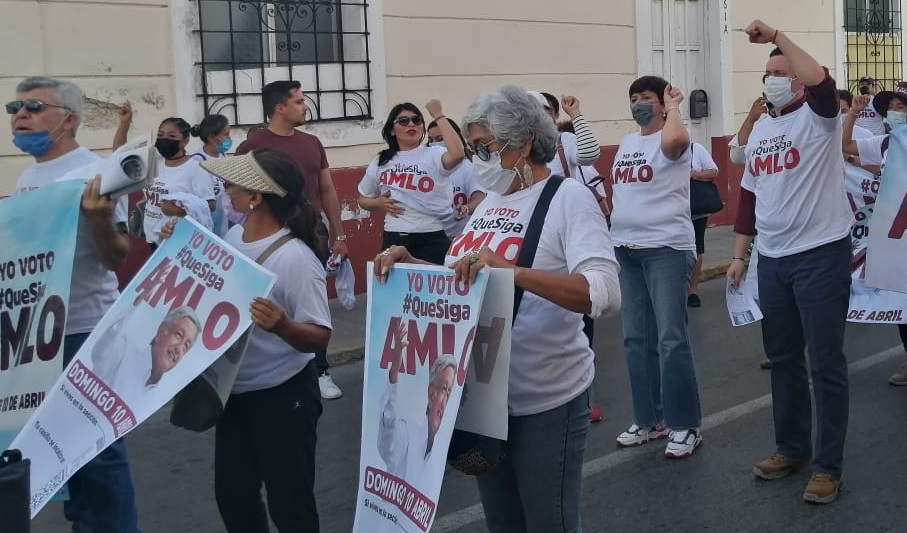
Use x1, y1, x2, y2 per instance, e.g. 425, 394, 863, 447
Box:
753, 454, 811, 480
803, 473, 843, 504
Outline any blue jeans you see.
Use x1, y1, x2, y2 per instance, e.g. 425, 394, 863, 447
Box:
758, 237, 851, 475
62, 333, 140, 533
476, 388, 591, 533
615, 246, 701, 430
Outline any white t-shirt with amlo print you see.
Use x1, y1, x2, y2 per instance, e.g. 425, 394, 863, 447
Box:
445, 177, 616, 416
741, 102, 852, 258
358, 145, 454, 233
608, 130, 695, 251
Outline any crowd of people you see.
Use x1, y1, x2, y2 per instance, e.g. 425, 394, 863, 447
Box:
6, 15, 900, 533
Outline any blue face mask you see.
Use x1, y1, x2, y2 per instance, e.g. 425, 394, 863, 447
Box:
630, 102, 656, 127
217, 138, 233, 154
13, 130, 55, 157
429, 140, 446, 149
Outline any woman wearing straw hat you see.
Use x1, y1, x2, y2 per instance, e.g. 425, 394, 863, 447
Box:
165, 148, 332, 532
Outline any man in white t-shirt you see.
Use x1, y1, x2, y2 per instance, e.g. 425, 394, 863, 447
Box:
9, 76, 139, 531
855, 76, 886, 135
378, 324, 456, 526
727, 22, 852, 505
91, 306, 200, 419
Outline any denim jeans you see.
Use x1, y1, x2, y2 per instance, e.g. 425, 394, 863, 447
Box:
62, 333, 140, 533
758, 237, 851, 475
615, 246, 702, 430
476, 387, 591, 533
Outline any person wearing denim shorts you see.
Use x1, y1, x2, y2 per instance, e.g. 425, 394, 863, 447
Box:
374, 85, 621, 533
609, 75, 704, 459
11, 76, 140, 532
728, 20, 853, 504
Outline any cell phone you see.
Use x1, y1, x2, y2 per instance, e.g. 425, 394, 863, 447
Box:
762, 93, 775, 111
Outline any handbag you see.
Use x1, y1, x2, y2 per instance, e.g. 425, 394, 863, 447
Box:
689, 179, 724, 216
0, 449, 31, 533
169, 233, 295, 432
447, 176, 565, 476
689, 143, 724, 216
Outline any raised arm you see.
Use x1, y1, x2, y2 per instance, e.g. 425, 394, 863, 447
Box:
745, 20, 824, 86
661, 86, 691, 161
562, 95, 601, 165
843, 94, 870, 156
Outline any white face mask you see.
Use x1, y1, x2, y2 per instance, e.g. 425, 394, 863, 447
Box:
472, 150, 517, 195
763, 76, 798, 109
886, 110, 907, 129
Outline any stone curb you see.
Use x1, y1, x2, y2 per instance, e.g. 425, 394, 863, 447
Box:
326, 259, 735, 367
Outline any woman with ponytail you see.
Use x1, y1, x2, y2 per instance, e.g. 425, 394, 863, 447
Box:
194, 148, 331, 532
189, 114, 234, 235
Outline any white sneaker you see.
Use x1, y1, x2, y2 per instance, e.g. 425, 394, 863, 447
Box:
616, 423, 669, 448
318, 373, 343, 400
664, 429, 702, 459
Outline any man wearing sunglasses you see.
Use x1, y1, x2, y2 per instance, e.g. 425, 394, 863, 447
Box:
10, 77, 139, 532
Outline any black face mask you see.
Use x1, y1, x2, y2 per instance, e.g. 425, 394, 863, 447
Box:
155, 138, 182, 159
859, 86, 871, 95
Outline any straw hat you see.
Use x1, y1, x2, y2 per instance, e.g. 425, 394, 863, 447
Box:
200, 152, 287, 197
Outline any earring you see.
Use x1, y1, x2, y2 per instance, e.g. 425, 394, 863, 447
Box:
522, 162, 534, 188
249, 203, 255, 211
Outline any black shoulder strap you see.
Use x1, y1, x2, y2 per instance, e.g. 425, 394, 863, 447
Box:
512, 176, 564, 323
255, 233, 295, 264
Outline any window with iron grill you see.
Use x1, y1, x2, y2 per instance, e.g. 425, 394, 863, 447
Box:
196, 0, 372, 126
845, 0, 903, 93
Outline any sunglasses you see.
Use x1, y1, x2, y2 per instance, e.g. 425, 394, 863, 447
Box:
394, 115, 424, 127
469, 140, 501, 162
5, 99, 71, 115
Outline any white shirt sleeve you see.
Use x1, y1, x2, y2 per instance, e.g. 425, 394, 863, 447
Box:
189, 164, 216, 201
357, 160, 381, 197
728, 135, 747, 166
855, 135, 887, 167
691, 143, 719, 172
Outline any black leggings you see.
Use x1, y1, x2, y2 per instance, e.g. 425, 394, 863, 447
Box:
214, 362, 322, 532
382, 230, 451, 265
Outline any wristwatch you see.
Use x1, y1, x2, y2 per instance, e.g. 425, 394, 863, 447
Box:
334, 234, 348, 242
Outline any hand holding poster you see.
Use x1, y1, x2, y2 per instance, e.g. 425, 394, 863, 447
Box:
11, 218, 275, 517
0, 181, 82, 454
354, 264, 488, 533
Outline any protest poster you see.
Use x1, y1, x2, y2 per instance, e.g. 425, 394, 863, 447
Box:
741, 163, 907, 325
453, 268, 512, 440
867, 127, 907, 295
0, 181, 82, 454
353, 263, 488, 533
10, 217, 275, 517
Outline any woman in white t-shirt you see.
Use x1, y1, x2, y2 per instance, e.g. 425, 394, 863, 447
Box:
425, 118, 486, 239
687, 142, 720, 308
609, 75, 703, 459
183, 148, 331, 532
374, 85, 620, 532
358, 100, 465, 264
190, 114, 236, 236
113, 113, 217, 248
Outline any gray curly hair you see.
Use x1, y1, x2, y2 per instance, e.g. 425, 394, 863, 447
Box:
461, 85, 558, 164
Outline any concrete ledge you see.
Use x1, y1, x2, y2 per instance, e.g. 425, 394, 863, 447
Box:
700, 260, 732, 283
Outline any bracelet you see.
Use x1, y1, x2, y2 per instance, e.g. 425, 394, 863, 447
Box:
666, 106, 681, 115
434, 114, 447, 121
732, 257, 746, 262
771, 29, 779, 44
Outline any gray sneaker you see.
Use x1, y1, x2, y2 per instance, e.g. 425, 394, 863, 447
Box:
889, 362, 907, 386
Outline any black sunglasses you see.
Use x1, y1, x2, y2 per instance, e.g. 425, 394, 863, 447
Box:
394, 115, 424, 127
469, 140, 499, 162
5, 99, 71, 115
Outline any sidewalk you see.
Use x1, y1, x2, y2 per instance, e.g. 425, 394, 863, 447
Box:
325, 224, 738, 366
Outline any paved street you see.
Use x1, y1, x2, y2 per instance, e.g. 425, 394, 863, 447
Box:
30, 269, 907, 532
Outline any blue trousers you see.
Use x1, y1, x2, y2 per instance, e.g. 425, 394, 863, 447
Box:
63, 333, 140, 533
757, 237, 851, 475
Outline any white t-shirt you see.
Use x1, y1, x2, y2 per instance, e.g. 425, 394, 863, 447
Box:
443, 159, 484, 239
855, 134, 888, 167
855, 96, 886, 135
851, 123, 875, 140
358, 145, 454, 233
14, 147, 128, 335
225, 227, 332, 394
143, 159, 216, 243
548, 132, 581, 178
609, 130, 695, 251
445, 177, 616, 416
690, 142, 719, 173
741, 104, 852, 258
191, 151, 228, 236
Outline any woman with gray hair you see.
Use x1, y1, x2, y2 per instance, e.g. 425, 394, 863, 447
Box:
374, 85, 620, 532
